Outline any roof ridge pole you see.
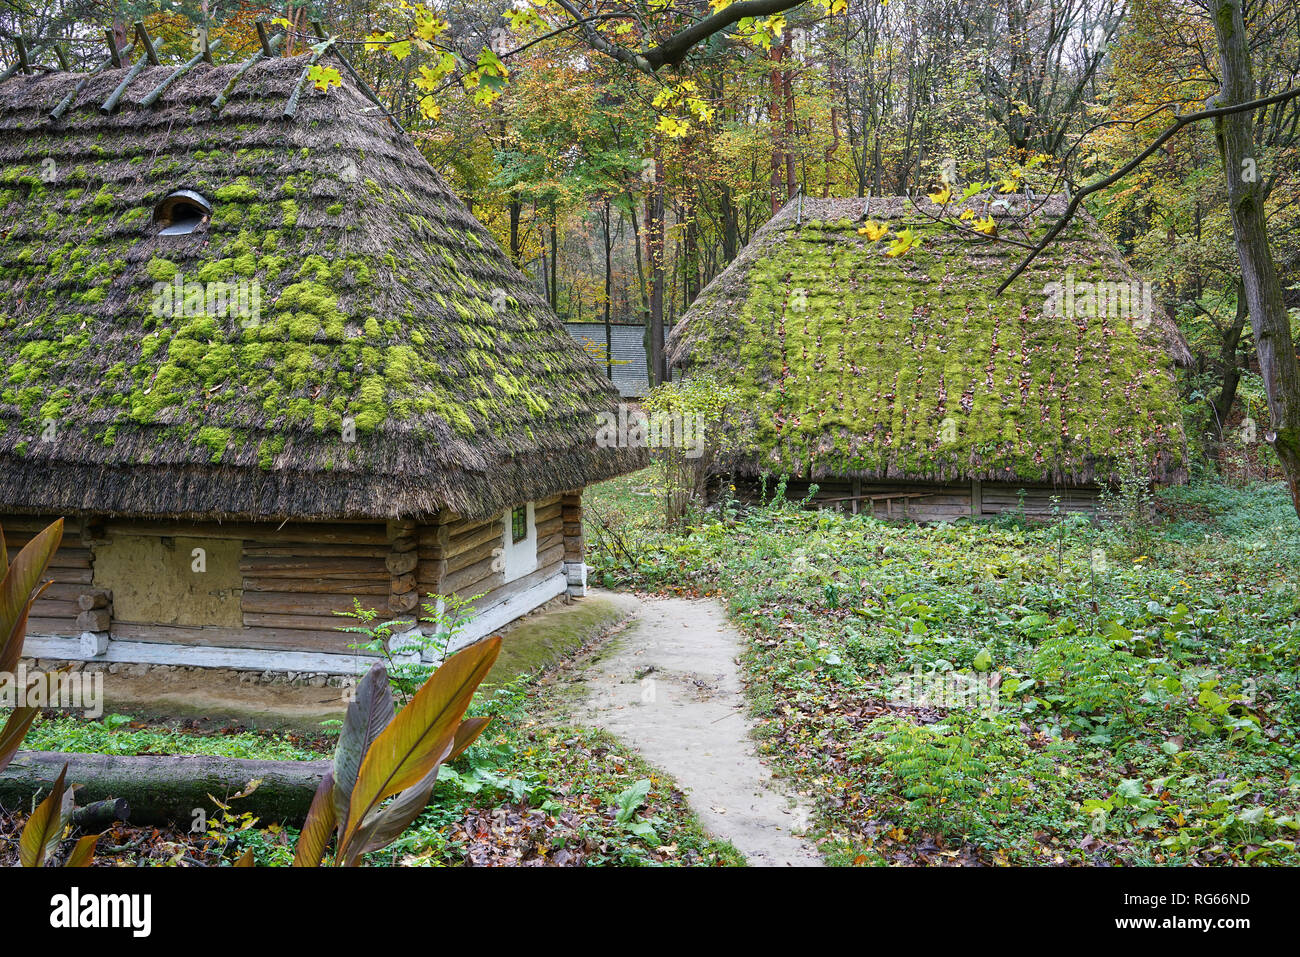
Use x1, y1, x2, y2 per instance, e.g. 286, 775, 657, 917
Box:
0, 38, 38, 82
310, 19, 404, 133
49, 41, 135, 120
15, 38, 32, 75
134, 21, 159, 66
137, 37, 223, 108
105, 28, 122, 68
100, 53, 150, 114
211, 31, 282, 111
283, 38, 333, 119
255, 21, 275, 57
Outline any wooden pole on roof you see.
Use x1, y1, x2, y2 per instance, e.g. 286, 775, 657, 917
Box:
283, 38, 331, 119
101, 54, 150, 113
0, 41, 34, 81
137, 38, 223, 108
50, 42, 135, 120
54, 43, 70, 71
255, 21, 275, 57
134, 22, 159, 65
14, 38, 32, 75
211, 30, 282, 111
104, 28, 122, 68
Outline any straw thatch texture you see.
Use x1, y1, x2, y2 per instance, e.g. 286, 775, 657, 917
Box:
0, 55, 644, 522
667, 195, 1189, 487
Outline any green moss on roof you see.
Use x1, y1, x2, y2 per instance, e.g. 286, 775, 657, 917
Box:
0, 53, 640, 520
672, 197, 1187, 486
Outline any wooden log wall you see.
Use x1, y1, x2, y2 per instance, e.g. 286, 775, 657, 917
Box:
3, 494, 591, 656
417, 494, 569, 614
3, 517, 98, 638
236, 521, 389, 651
730, 479, 1102, 521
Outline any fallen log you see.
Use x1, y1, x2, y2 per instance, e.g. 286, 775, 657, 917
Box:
0, 751, 330, 826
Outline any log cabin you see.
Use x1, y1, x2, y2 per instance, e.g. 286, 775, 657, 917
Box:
667, 195, 1191, 520
0, 50, 643, 673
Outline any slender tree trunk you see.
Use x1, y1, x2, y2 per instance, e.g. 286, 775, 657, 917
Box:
602, 198, 614, 380
647, 145, 668, 387
509, 199, 522, 267
1211, 281, 1249, 441
549, 205, 559, 313
769, 42, 785, 212
782, 36, 797, 201
1212, 0, 1300, 515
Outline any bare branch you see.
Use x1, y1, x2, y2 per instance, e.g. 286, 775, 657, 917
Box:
995, 83, 1300, 296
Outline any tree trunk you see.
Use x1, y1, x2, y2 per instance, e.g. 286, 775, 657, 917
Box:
1210, 281, 1249, 441
509, 198, 522, 267
782, 36, 797, 201
0, 751, 329, 826
769, 42, 786, 213
647, 145, 668, 387
1212, 0, 1300, 515
602, 198, 614, 380
549, 206, 559, 313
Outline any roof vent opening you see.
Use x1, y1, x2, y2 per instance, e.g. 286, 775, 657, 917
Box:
154, 190, 212, 236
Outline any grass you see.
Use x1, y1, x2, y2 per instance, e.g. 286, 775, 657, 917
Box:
23, 715, 328, 761
584, 468, 1300, 866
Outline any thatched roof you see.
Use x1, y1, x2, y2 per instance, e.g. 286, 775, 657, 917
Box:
668, 195, 1189, 487
0, 54, 643, 523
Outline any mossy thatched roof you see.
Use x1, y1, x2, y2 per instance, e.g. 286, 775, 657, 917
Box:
0, 55, 643, 522
668, 195, 1189, 487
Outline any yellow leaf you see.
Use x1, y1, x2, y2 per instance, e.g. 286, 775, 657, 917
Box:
307, 65, 342, 93
972, 215, 997, 235
857, 220, 889, 241
885, 229, 920, 258
926, 186, 951, 205
656, 115, 690, 138
959, 209, 975, 221
364, 31, 393, 54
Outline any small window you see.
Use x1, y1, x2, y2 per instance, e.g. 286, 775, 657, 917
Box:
511, 505, 528, 544
153, 190, 212, 236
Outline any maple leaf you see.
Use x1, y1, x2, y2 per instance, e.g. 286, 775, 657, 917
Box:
364, 31, 393, 54
657, 115, 690, 138
885, 229, 921, 257
307, 64, 342, 93
857, 220, 889, 241
927, 186, 951, 205
971, 215, 997, 235
414, 15, 449, 43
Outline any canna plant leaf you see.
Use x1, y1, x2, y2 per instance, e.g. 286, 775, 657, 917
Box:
1, 518, 62, 678
340, 636, 500, 851
332, 663, 394, 830
65, 833, 100, 868
19, 763, 72, 867
293, 770, 338, 867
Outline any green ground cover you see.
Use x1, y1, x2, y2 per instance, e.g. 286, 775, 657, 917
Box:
585, 468, 1300, 865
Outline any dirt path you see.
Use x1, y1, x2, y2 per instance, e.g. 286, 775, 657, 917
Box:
570, 591, 822, 867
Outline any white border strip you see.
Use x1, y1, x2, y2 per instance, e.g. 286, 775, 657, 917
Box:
21, 635, 380, 676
